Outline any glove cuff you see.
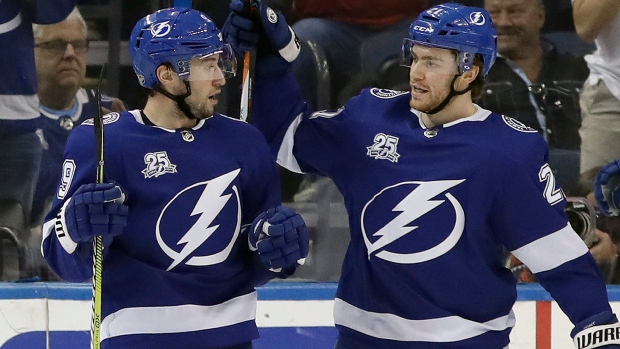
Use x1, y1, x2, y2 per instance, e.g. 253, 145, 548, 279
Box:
277, 26, 300, 63
573, 321, 620, 348
55, 198, 79, 254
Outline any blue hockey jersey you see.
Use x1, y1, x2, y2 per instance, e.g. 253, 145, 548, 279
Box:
0, 0, 75, 134
32, 88, 117, 225
42, 110, 282, 349
252, 73, 612, 349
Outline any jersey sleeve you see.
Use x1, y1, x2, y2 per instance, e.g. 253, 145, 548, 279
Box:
41, 123, 100, 282
490, 141, 612, 326
239, 127, 283, 225
252, 71, 358, 177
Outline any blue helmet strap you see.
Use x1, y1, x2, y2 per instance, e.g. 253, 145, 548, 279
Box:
154, 81, 197, 120
426, 74, 473, 115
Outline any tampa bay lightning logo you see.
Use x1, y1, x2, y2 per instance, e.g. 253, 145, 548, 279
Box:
361, 180, 465, 264
82, 112, 120, 126
502, 115, 537, 133
150, 21, 172, 37
370, 88, 408, 99
156, 169, 241, 271
470, 12, 486, 26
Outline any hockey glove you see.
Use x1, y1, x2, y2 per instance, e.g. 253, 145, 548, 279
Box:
249, 206, 309, 274
223, 0, 300, 63
55, 183, 128, 254
595, 160, 620, 216
571, 310, 620, 349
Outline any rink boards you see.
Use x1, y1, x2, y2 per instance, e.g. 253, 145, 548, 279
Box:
0, 282, 617, 349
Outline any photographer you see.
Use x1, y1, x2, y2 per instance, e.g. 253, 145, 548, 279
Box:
510, 166, 620, 283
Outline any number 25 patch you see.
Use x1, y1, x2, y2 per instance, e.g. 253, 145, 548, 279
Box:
367, 133, 400, 163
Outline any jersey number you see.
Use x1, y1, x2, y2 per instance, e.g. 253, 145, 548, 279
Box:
539, 164, 564, 205
57, 160, 76, 199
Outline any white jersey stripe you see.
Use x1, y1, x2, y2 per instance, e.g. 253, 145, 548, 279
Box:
276, 112, 304, 173
334, 298, 516, 342
100, 291, 257, 341
511, 224, 588, 274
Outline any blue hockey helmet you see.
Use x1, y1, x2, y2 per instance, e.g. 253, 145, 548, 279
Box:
403, 3, 497, 77
129, 7, 236, 88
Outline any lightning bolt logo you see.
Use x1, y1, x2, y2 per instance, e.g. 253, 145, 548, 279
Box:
363, 180, 465, 260
162, 169, 240, 271
470, 12, 486, 25
150, 21, 171, 37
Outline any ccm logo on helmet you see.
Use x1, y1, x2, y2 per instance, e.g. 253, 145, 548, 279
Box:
414, 25, 434, 33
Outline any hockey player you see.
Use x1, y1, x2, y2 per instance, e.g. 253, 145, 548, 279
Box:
42, 7, 308, 349
223, 2, 620, 348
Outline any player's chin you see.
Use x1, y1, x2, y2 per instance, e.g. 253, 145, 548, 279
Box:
409, 98, 429, 111
197, 109, 215, 120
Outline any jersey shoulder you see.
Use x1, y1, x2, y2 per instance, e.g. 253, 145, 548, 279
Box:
340, 88, 411, 122
481, 110, 549, 164
213, 113, 269, 141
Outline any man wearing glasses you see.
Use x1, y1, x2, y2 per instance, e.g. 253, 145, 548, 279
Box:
0, 0, 75, 280
29, 7, 125, 280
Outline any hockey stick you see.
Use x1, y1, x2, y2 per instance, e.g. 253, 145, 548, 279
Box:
240, 0, 261, 122
91, 63, 106, 349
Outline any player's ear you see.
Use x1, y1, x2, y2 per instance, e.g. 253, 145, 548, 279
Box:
156, 64, 177, 86
458, 65, 479, 87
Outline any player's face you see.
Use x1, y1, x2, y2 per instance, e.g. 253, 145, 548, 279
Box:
184, 54, 226, 119
484, 0, 545, 57
34, 18, 88, 93
408, 45, 458, 112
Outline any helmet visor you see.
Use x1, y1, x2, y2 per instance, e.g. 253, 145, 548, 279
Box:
183, 44, 237, 81
401, 39, 459, 75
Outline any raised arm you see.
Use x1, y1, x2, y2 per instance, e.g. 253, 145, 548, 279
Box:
573, 0, 620, 42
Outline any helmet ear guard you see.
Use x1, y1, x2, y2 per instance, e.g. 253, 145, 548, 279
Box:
403, 3, 497, 77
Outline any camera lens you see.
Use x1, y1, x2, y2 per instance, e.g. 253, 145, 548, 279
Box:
566, 208, 591, 240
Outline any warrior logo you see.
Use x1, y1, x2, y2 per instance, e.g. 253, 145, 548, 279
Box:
367, 133, 400, 163
157, 169, 241, 270
362, 179, 465, 264
150, 21, 172, 37
142, 151, 177, 178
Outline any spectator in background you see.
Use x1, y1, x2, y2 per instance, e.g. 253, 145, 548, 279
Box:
290, 0, 429, 109
0, 0, 75, 261
32, 7, 125, 227
479, 0, 589, 151
509, 166, 620, 284
30, 7, 125, 280
569, 166, 620, 284
574, 0, 620, 174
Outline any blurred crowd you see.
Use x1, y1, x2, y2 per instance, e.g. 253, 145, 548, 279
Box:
2, 0, 620, 284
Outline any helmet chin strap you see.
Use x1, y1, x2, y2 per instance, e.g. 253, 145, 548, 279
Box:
425, 75, 472, 115
154, 81, 197, 120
